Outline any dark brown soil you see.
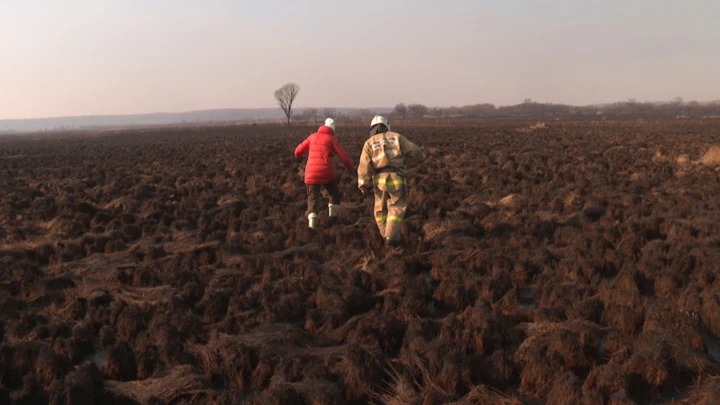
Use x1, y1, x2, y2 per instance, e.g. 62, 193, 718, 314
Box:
2, 118, 720, 404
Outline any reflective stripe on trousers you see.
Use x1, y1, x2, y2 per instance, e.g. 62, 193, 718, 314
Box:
373, 172, 407, 242
374, 177, 406, 186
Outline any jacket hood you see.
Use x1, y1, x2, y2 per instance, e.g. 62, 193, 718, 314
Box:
318, 125, 335, 135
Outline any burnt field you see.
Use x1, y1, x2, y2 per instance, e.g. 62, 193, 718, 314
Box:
3, 119, 720, 404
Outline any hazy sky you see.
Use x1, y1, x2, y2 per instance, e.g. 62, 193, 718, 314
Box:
1, 0, 719, 119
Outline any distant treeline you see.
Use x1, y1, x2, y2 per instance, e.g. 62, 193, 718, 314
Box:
293, 99, 720, 124
382, 98, 720, 120
4, 99, 719, 135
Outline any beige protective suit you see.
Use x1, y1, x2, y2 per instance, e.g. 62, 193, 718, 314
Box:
357, 130, 426, 244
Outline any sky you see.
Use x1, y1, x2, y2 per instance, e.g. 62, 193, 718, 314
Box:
1, 0, 719, 120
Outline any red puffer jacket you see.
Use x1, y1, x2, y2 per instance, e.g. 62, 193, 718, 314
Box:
294, 125, 354, 184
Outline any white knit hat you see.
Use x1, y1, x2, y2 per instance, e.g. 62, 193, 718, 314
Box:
324, 118, 335, 131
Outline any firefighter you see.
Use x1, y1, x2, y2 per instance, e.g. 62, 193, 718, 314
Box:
357, 115, 426, 246
294, 118, 354, 229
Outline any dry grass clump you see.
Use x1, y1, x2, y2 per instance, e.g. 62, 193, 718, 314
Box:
672, 376, 720, 404
355, 251, 376, 273
371, 368, 420, 405
422, 220, 466, 241
516, 122, 547, 133
105, 365, 209, 403
499, 194, 529, 210
700, 146, 720, 166
449, 385, 522, 404
676, 154, 691, 165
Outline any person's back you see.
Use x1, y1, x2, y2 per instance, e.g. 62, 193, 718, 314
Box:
294, 118, 353, 228
357, 116, 425, 247
302, 126, 350, 184
358, 130, 425, 182
295, 125, 352, 184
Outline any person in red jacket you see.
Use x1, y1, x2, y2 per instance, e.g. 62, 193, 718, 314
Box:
294, 118, 354, 229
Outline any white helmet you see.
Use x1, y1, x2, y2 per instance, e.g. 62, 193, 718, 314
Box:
370, 115, 390, 130
324, 118, 335, 131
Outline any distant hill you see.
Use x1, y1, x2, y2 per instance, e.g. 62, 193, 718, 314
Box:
0, 107, 391, 134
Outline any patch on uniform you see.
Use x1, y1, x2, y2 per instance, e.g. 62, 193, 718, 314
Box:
370, 136, 399, 151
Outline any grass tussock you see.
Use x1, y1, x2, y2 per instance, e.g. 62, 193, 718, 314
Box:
700, 146, 720, 166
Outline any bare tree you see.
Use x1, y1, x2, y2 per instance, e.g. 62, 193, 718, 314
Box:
296, 109, 308, 121
320, 108, 336, 119
306, 108, 319, 124
274, 82, 300, 127
394, 103, 408, 120
407, 103, 427, 120
297, 108, 319, 124
356, 109, 372, 117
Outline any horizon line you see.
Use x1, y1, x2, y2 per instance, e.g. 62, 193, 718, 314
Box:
2, 98, 719, 122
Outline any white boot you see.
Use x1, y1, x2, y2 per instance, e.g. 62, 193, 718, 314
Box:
308, 213, 317, 229
328, 203, 339, 217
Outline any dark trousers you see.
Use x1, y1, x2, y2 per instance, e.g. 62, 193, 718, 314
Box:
306, 179, 341, 216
